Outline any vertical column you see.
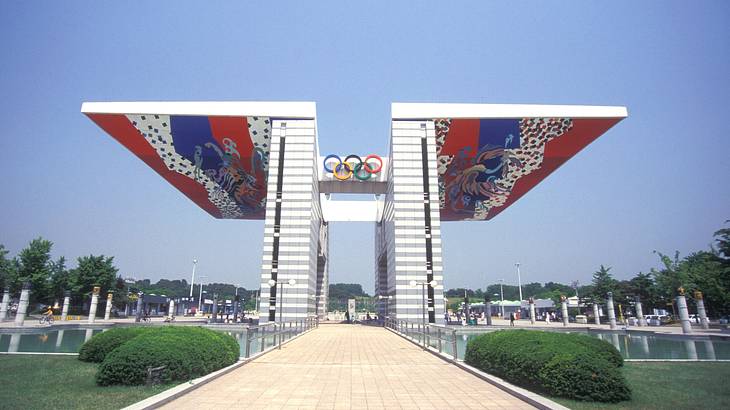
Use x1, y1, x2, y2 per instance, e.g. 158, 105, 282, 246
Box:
104, 292, 113, 320
593, 303, 601, 325
635, 296, 647, 326
259, 119, 319, 323
88, 286, 100, 323
606, 292, 617, 330
561, 295, 569, 326
694, 291, 710, 330
0, 287, 10, 321
61, 291, 70, 321
135, 293, 144, 322
14, 282, 31, 326
676, 289, 693, 334
389, 120, 444, 324
168, 299, 176, 317
528, 297, 536, 324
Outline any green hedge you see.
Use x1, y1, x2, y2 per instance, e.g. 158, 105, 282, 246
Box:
95, 327, 240, 386
464, 330, 630, 402
78, 327, 150, 363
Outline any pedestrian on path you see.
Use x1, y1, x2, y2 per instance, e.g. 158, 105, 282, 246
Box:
509, 312, 515, 327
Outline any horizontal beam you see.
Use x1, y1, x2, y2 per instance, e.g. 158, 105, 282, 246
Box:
81, 101, 317, 118
391, 102, 627, 119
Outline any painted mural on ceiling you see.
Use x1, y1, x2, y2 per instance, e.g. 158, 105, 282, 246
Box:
85, 113, 272, 219
435, 117, 623, 221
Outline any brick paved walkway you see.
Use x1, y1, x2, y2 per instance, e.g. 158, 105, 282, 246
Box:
160, 324, 534, 409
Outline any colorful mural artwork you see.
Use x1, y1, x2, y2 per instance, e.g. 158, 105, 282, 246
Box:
85, 113, 272, 219
435, 117, 624, 221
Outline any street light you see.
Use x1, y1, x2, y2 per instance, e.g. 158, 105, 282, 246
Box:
268, 278, 296, 350
410, 279, 438, 346
498, 279, 505, 318
189, 259, 197, 298
515, 263, 523, 302
197, 275, 208, 313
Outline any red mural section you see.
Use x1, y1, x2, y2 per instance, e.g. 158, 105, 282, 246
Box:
435, 117, 623, 221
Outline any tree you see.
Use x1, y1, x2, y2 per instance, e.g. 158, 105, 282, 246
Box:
13, 238, 54, 304
713, 221, 730, 262
50, 256, 71, 300
589, 265, 617, 301
0, 244, 13, 290
70, 255, 118, 301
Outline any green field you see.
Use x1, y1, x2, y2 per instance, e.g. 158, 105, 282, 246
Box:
0, 355, 172, 409
553, 362, 730, 410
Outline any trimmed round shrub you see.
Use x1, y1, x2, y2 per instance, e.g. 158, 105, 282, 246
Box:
95, 326, 240, 386
79, 327, 150, 362
464, 330, 630, 402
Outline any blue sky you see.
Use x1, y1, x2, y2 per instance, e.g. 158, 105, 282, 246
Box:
1, 1, 728, 293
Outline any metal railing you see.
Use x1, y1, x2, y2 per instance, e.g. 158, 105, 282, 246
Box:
244, 316, 318, 358
384, 317, 459, 360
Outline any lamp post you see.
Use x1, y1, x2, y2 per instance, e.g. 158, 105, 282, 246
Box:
515, 263, 523, 302
189, 259, 197, 298
494, 293, 501, 319
498, 279, 505, 318
268, 278, 296, 349
197, 275, 207, 313
410, 279, 438, 346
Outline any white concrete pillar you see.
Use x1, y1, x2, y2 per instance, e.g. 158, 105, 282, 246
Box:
14, 282, 31, 326
55, 329, 65, 348
135, 293, 144, 322
485, 301, 492, 325
694, 291, 710, 330
635, 296, 647, 326
676, 293, 693, 334
168, 299, 175, 316
88, 286, 100, 324
684, 339, 698, 360
84, 328, 94, 343
60, 291, 70, 321
528, 298, 536, 324
0, 287, 10, 321
593, 303, 601, 325
704, 340, 716, 360
561, 297, 569, 327
104, 292, 113, 321
606, 292, 617, 330
611, 333, 621, 351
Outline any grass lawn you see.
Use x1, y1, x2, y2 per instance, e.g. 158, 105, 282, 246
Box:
552, 362, 730, 410
0, 355, 174, 409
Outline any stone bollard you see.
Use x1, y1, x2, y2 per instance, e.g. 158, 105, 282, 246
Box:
135, 293, 144, 322
676, 289, 693, 334
168, 299, 175, 317
694, 291, 710, 330
0, 287, 10, 321
606, 292, 617, 330
88, 286, 100, 323
104, 292, 113, 321
61, 291, 71, 321
635, 296, 647, 327
485, 301, 492, 325
593, 303, 601, 325
528, 298, 536, 324
14, 282, 31, 326
561, 296, 569, 327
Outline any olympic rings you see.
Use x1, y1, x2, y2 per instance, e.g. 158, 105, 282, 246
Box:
323, 154, 383, 181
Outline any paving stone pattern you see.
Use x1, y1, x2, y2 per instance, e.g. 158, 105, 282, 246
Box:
160, 324, 534, 409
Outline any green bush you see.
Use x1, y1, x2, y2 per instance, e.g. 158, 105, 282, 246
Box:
95, 326, 240, 386
78, 327, 150, 362
464, 330, 630, 402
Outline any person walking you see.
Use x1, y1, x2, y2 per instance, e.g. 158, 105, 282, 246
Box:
509, 312, 515, 327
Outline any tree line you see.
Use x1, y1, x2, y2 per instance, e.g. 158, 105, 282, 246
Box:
445, 222, 730, 317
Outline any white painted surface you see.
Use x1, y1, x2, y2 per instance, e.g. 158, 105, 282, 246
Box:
81, 101, 316, 118
322, 200, 380, 222
392, 102, 628, 119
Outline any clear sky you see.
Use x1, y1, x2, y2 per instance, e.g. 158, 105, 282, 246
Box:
1, 1, 728, 293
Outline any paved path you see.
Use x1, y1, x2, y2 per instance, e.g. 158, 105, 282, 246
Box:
160, 324, 534, 409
